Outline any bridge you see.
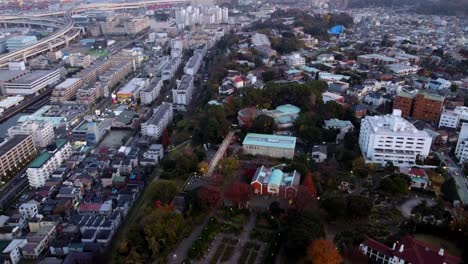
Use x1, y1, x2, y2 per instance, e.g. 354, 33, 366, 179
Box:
0, 0, 186, 68
204, 131, 236, 177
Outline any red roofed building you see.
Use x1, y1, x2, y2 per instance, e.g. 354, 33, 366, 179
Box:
232, 76, 245, 88
359, 236, 461, 264
399, 167, 430, 189
251, 166, 301, 200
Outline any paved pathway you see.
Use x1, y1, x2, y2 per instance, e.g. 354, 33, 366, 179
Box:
205, 131, 235, 177
167, 214, 212, 264
398, 197, 436, 218
230, 212, 257, 263
200, 212, 258, 264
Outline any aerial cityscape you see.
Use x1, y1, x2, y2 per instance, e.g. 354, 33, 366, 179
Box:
0, 0, 466, 263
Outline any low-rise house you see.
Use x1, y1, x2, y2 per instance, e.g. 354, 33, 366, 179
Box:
312, 145, 327, 163
399, 167, 430, 189
242, 133, 296, 159
251, 166, 301, 200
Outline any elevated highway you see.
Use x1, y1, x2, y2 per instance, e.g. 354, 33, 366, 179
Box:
0, 0, 185, 68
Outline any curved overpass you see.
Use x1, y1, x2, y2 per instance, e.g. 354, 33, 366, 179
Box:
0, 0, 186, 68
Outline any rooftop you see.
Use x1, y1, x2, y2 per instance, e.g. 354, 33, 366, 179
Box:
56, 78, 81, 89
0, 135, 31, 157
363, 110, 430, 137
28, 139, 68, 168
243, 133, 296, 149
8, 70, 59, 84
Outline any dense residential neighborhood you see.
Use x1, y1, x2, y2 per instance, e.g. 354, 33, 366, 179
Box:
0, 0, 465, 264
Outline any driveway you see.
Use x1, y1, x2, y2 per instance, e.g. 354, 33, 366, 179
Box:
398, 197, 436, 218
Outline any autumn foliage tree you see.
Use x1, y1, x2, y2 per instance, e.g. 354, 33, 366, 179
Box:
162, 129, 171, 148
196, 185, 222, 210
307, 240, 342, 264
294, 186, 317, 212
303, 172, 317, 197
224, 181, 253, 208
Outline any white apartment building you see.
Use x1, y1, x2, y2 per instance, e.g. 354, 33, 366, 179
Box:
438, 106, 468, 129
251, 33, 271, 47
286, 53, 305, 68
359, 110, 432, 166
140, 77, 162, 105
2, 239, 27, 264
455, 123, 468, 163
141, 102, 173, 139
67, 53, 91, 68
175, 5, 228, 30
172, 75, 194, 111
19, 202, 38, 219
184, 53, 203, 76
8, 120, 54, 148
161, 57, 182, 81
26, 139, 72, 188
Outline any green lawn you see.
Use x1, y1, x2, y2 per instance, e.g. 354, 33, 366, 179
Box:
414, 233, 461, 257
88, 49, 109, 57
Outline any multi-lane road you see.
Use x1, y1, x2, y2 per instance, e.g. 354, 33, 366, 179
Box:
0, 0, 186, 67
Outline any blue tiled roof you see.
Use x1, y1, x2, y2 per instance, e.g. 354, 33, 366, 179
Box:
269, 169, 283, 186
242, 133, 296, 149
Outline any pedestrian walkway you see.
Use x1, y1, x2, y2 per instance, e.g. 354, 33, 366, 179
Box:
167, 214, 212, 264
204, 131, 235, 177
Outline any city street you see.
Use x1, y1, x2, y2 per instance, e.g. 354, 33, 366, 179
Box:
435, 152, 468, 204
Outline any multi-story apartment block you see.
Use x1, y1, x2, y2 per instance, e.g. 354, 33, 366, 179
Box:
412, 92, 445, 124
140, 77, 162, 105
99, 61, 133, 90
184, 52, 203, 76
357, 54, 399, 66
161, 57, 182, 81
8, 121, 54, 148
110, 48, 144, 71
172, 75, 194, 111
26, 139, 72, 188
393, 91, 414, 117
99, 15, 149, 36
0, 135, 37, 178
438, 106, 468, 129
455, 123, 468, 163
359, 110, 432, 166
74, 60, 112, 85
67, 53, 91, 68
393, 91, 444, 124
50, 78, 83, 103
286, 53, 306, 68
141, 102, 173, 139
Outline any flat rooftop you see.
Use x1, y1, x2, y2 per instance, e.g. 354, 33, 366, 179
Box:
0, 70, 27, 82
8, 70, 58, 84
0, 135, 30, 157
28, 139, 68, 168
243, 133, 296, 149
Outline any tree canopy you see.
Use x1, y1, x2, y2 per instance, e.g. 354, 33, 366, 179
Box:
307, 239, 343, 264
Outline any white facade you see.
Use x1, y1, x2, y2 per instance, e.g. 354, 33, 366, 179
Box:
359, 110, 432, 166
4, 69, 61, 95
19, 202, 38, 219
286, 53, 305, 68
2, 239, 27, 264
438, 106, 468, 129
184, 52, 203, 75
26, 140, 72, 188
172, 75, 194, 111
455, 123, 468, 163
142, 144, 164, 164
175, 5, 228, 30
141, 102, 173, 139
251, 33, 271, 47
140, 77, 162, 105
8, 121, 54, 148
